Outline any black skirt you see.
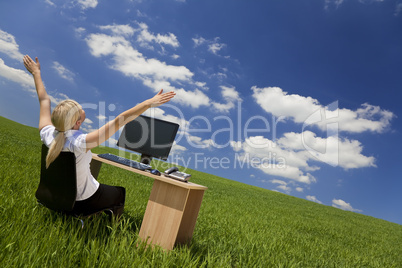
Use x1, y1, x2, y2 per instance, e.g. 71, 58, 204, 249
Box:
72, 184, 126, 217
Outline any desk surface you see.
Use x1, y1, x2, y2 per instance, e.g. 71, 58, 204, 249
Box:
92, 154, 207, 190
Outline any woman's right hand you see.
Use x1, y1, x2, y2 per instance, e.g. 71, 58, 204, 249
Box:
23, 55, 41, 75
147, 89, 176, 107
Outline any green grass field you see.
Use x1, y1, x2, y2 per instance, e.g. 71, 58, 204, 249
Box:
0, 116, 401, 267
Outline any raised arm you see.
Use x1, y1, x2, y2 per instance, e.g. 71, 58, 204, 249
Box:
85, 89, 176, 151
23, 55, 52, 130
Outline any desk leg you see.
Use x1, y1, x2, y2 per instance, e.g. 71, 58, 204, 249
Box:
139, 180, 205, 250
176, 188, 205, 245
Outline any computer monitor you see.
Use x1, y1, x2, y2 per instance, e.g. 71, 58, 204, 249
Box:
117, 115, 180, 164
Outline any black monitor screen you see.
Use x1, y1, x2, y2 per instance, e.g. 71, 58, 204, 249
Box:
117, 115, 179, 163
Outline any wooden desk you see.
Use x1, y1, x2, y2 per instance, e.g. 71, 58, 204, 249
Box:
91, 154, 207, 250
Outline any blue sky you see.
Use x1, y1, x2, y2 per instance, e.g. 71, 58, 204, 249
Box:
1, 0, 401, 225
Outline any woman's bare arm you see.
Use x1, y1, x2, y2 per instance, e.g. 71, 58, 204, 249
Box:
85, 89, 176, 151
23, 55, 52, 130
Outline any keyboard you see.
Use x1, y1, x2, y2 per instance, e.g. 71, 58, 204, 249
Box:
97, 153, 152, 171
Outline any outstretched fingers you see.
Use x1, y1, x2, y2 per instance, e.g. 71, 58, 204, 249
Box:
23, 55, 30, 66
149, 90, 175, 107
160, 91, 176, 103
23, 55, 40, 74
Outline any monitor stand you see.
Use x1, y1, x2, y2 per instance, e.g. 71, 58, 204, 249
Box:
140, 154, 153, 165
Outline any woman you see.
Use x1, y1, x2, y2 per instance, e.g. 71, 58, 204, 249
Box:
23, 55, 176, 217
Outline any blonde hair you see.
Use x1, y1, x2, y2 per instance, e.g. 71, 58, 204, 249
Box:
46, 100, 82, 168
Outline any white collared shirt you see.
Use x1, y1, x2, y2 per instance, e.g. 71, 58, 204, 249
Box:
40, 125, 100, 201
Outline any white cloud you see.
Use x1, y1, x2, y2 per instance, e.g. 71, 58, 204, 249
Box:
0, 29, 24, 61
252, 86, 394, 133
169, 141, 187, 156
0, 31, 73, 107
307, 195, 323, 204
136, 10, 148, 18
172, 141, 187, 151
84, 117, 94, 124
52, 61, 75, 82
211, 102, 235, 113
81, 121, 94, 133
44, 0, 56, 6
247, 84, 388, 192
85, 33, 193, 82
85, 25, 239, 111
171, 54, 180, 60
0, 56, 74, 109
212, 85, 242, 113
75, 27, 86, 38
176, 88, 211, 108
142, 79, 210, 108
137, 22, 179, 49
252, 86, 320, 123
184, 134, 215, 150
208, 39, 226, 55
277, 131, 376, 169
270, 179, 292, 194
221, 85, 241, 100
48, 92, 70, 105
195, 81, 208, 90
270, 179, 287, 185
232, 135, 316, 184
186, 135, 214, 149
96, 114, 107, 120
277, 184, 292, 194
332, 199, 362, 212
230, 141, 242, 152
0, 58, 35, 92
76, 0, 98, 10
193, 36, 227, 55
98, 24, 136, 37
231, 131, 375, 183
192, 37, 206, 47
